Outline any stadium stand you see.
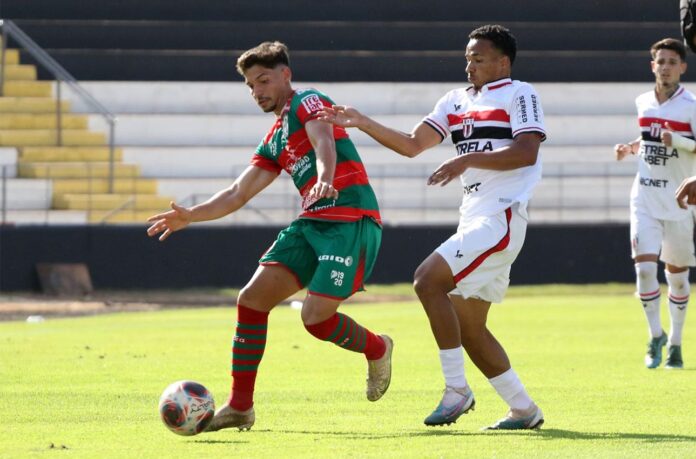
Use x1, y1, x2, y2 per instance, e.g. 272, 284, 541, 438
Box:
0, 0, 688, 224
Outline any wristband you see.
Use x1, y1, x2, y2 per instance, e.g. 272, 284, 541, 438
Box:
670, 132, 696, 152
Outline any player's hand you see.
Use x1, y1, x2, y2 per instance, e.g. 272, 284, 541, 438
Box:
317, 105, 364, 129
614, 143, 633, 161
428, 156, 468, 186
661, 122, 674, 147
307, 180, 339, 204
146, 202, 192, 241
676, 176, 696, 209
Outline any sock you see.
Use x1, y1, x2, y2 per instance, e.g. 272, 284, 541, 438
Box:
666, 270, 690, 346
488, 368, 534, 411
229, 304, 269, 411
304, 312, 386, 360
438, 347, 468, 389
635, 261, 662, 338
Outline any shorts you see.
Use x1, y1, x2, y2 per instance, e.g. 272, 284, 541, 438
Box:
630, 206, 696, 267
259, 217, 382, 300
435, 203, 528, 303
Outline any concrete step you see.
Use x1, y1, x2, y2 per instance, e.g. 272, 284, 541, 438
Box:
1, 80, 52, 97
0, 129, 105, 146
0, 209, 87, 225
20, 146, 122, 162
107, 112, 636, 147
18, 162, 140, 178
53, 193, 172, 210
0, 178, 52, 209
0, 48, 20, 65
1, 65, 38, 81
68, 82, 646, 116
52, 178, 157, 194
87, 210, 153, 224
0, 97, 70, 113
0, 114, 87, 129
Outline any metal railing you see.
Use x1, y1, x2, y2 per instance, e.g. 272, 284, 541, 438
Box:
0, 19, 118, 192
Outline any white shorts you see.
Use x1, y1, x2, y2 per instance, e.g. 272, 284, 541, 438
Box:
630, 206, 696, 267
435, 203, 528, 303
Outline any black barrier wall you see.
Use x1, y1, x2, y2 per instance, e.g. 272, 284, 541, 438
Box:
1, 224, 639, 292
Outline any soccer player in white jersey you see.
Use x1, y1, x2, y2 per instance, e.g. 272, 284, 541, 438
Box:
615, 38, 695, 370
320, 24, 546, 430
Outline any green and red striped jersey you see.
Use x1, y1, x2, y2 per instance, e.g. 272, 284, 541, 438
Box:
251, 88, 381, 224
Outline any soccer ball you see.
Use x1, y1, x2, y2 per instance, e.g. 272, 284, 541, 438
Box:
158, 380, 215, 436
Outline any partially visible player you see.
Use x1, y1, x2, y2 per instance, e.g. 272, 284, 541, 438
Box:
321, 24, 545, 430
147, 41, 392, 432
681, 0, 696, 53
676, 175, 696, 206
614, 38, 695, 370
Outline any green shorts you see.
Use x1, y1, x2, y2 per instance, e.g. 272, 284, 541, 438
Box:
259, 217, 382, 300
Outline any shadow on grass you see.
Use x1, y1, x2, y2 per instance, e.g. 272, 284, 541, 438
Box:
190, 439, 251, 445
274, 428, 696, 444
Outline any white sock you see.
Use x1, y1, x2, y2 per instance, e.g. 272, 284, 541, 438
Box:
488, 368, 533, 411
635, 262, 662, 338
438, 347, 467, 389
666, 270, 690, 346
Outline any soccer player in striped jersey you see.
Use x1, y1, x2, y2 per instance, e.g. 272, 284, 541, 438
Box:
147, 41, 392, 432
321, 25, 545, 430
615, 38, 695, 370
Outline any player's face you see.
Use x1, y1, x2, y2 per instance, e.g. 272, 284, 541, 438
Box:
244, 64, 292, 114
651, 49, 687, 87
465, 38, 510, 89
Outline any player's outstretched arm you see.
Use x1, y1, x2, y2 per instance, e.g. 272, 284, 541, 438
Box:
146, 165, 277, 241
319, 105, 441, 158
676, 176, 696, 208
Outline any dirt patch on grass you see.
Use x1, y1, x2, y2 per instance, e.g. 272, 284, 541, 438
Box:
0, 290, 416, 321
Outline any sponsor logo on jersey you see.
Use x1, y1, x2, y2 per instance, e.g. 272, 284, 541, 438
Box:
462, 182, 481, 195
301, 94, 323, 114
456, 141, 493, 155
639, 144, 679, 166
318, 254, 353, 267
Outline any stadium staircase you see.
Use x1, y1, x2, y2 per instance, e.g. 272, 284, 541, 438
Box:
0, 35, 172, 224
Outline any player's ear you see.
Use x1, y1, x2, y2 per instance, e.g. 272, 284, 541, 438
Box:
281, 65, 292, 82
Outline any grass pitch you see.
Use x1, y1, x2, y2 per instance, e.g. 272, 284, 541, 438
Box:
1, 284, 695, 458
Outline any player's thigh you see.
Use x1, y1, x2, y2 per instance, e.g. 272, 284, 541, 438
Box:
630, 207, 663, 258
450, 294, 492, 332
305, 217, 382, 300
661, 217, 696, 268
239, 264, 303, 311
437, 206, 526, 303
258, 220, 318, 289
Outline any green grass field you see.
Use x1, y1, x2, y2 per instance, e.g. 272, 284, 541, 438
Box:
1, 284, 695, 458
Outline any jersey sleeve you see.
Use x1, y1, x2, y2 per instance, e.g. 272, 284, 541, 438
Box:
250, 140, 282, 174
690, 101, 696, 139
509, 83, 547, 142
293, 89, 334, 125
422, 92, 451, 141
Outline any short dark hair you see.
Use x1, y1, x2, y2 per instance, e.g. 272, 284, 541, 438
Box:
469, 24, 517, 64
236, 41, 290, 75
650, 38, 687, 61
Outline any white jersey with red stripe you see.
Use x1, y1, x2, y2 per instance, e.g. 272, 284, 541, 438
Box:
423, 77, 546, 220
632, 86, 696, 221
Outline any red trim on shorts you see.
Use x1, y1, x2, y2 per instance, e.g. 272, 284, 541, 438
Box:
351, 249, 367, 295
453, 207, 512, 284
307, 290, 348, 301
259, 261, 304, 289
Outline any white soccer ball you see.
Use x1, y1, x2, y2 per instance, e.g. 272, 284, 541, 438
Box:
158, 380, 215, 436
